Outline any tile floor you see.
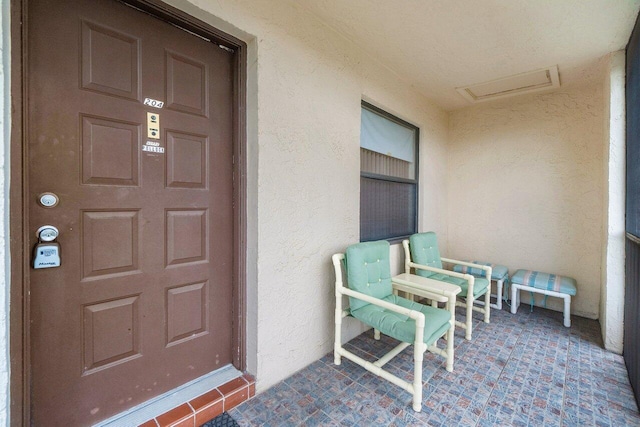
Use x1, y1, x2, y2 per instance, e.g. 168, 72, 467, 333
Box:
228, 306, 640, 426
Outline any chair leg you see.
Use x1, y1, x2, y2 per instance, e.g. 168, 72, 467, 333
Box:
496, 279, 504, 310
334, 296, 342, 366
511, 285, 519, 314
446, 303, 455, 372
483, 290, 490, 324
465, 297, 473, 340
412, 341, 424, 412
374, 329, 381, 340
563, 295, 571, 327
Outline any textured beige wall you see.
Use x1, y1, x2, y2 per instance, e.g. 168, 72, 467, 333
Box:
163, 0, 450, 391
448, 84, 604, 319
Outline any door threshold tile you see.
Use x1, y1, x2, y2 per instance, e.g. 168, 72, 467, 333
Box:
95, 365, 254, 427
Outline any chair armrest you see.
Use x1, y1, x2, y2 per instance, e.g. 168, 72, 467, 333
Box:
407, 261, 474, 284
440, 257, 492, 280
338, 287, 426, 327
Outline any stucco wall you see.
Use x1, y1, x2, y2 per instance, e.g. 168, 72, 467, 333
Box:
601, 50, 626, 353
448, 84, 604, 319
163, 0, 450, 391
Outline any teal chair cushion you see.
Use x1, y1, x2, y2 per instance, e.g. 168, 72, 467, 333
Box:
409, 232, 489, 298
345, 241, 393, 311
511, 269, 577, 296
422, 272, 490, 298
453, 262, 509, 281
351, 294, 451, 346
409, 232, 443, 271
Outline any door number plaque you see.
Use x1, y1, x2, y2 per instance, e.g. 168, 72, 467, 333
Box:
143, 98, 164, 108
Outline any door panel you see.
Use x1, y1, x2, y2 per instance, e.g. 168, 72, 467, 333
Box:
28, 0, 235, 424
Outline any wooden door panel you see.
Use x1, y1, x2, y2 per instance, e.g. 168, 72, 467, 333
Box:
28, 0, 235, 424
80, 115, 141, 186
166, 51, 209, 116
83, 296, 142, 374
166, 131, 208, 189
166, 282, 208, 346
82, 210, 141, 279
166, 209, 208, 266
81, 20, 141, 101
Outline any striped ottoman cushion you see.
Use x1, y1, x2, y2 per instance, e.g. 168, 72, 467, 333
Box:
453, 262, 509, 281
511, 269, 577, 296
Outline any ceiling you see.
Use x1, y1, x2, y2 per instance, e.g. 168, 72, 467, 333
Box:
295, 0, 640, 111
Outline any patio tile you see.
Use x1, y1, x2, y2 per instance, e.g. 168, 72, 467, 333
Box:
226, 306, 640, 426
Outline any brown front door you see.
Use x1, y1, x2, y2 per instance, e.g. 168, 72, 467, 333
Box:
27, 0, 236, 424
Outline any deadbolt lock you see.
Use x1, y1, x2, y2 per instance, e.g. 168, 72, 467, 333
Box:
38, 192, 59, 208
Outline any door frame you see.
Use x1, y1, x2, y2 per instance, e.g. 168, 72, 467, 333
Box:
9, 1, 248, 424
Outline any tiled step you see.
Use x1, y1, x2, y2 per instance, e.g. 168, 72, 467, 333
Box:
139, 373, 255, 427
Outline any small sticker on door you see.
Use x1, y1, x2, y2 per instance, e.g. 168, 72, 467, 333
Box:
142, 141, 165, 153
144, 98, 164, 108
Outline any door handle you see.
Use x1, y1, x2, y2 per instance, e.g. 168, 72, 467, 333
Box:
33, 225, 61, 269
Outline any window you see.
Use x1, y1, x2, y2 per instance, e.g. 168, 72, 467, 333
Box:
360, 101, 419, 242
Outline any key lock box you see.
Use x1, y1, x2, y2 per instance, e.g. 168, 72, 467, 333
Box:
33, 193, 61, 269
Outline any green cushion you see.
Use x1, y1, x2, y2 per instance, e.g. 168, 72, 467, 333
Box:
345, 241, 393, 311
453, 262, 509, 281
351, 294, 451, 346
409, 232, 489, 298
419, 272, 489, 298
409, 232, 443, 270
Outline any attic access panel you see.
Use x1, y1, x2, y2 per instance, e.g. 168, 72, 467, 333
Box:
457, 65, 560, 103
